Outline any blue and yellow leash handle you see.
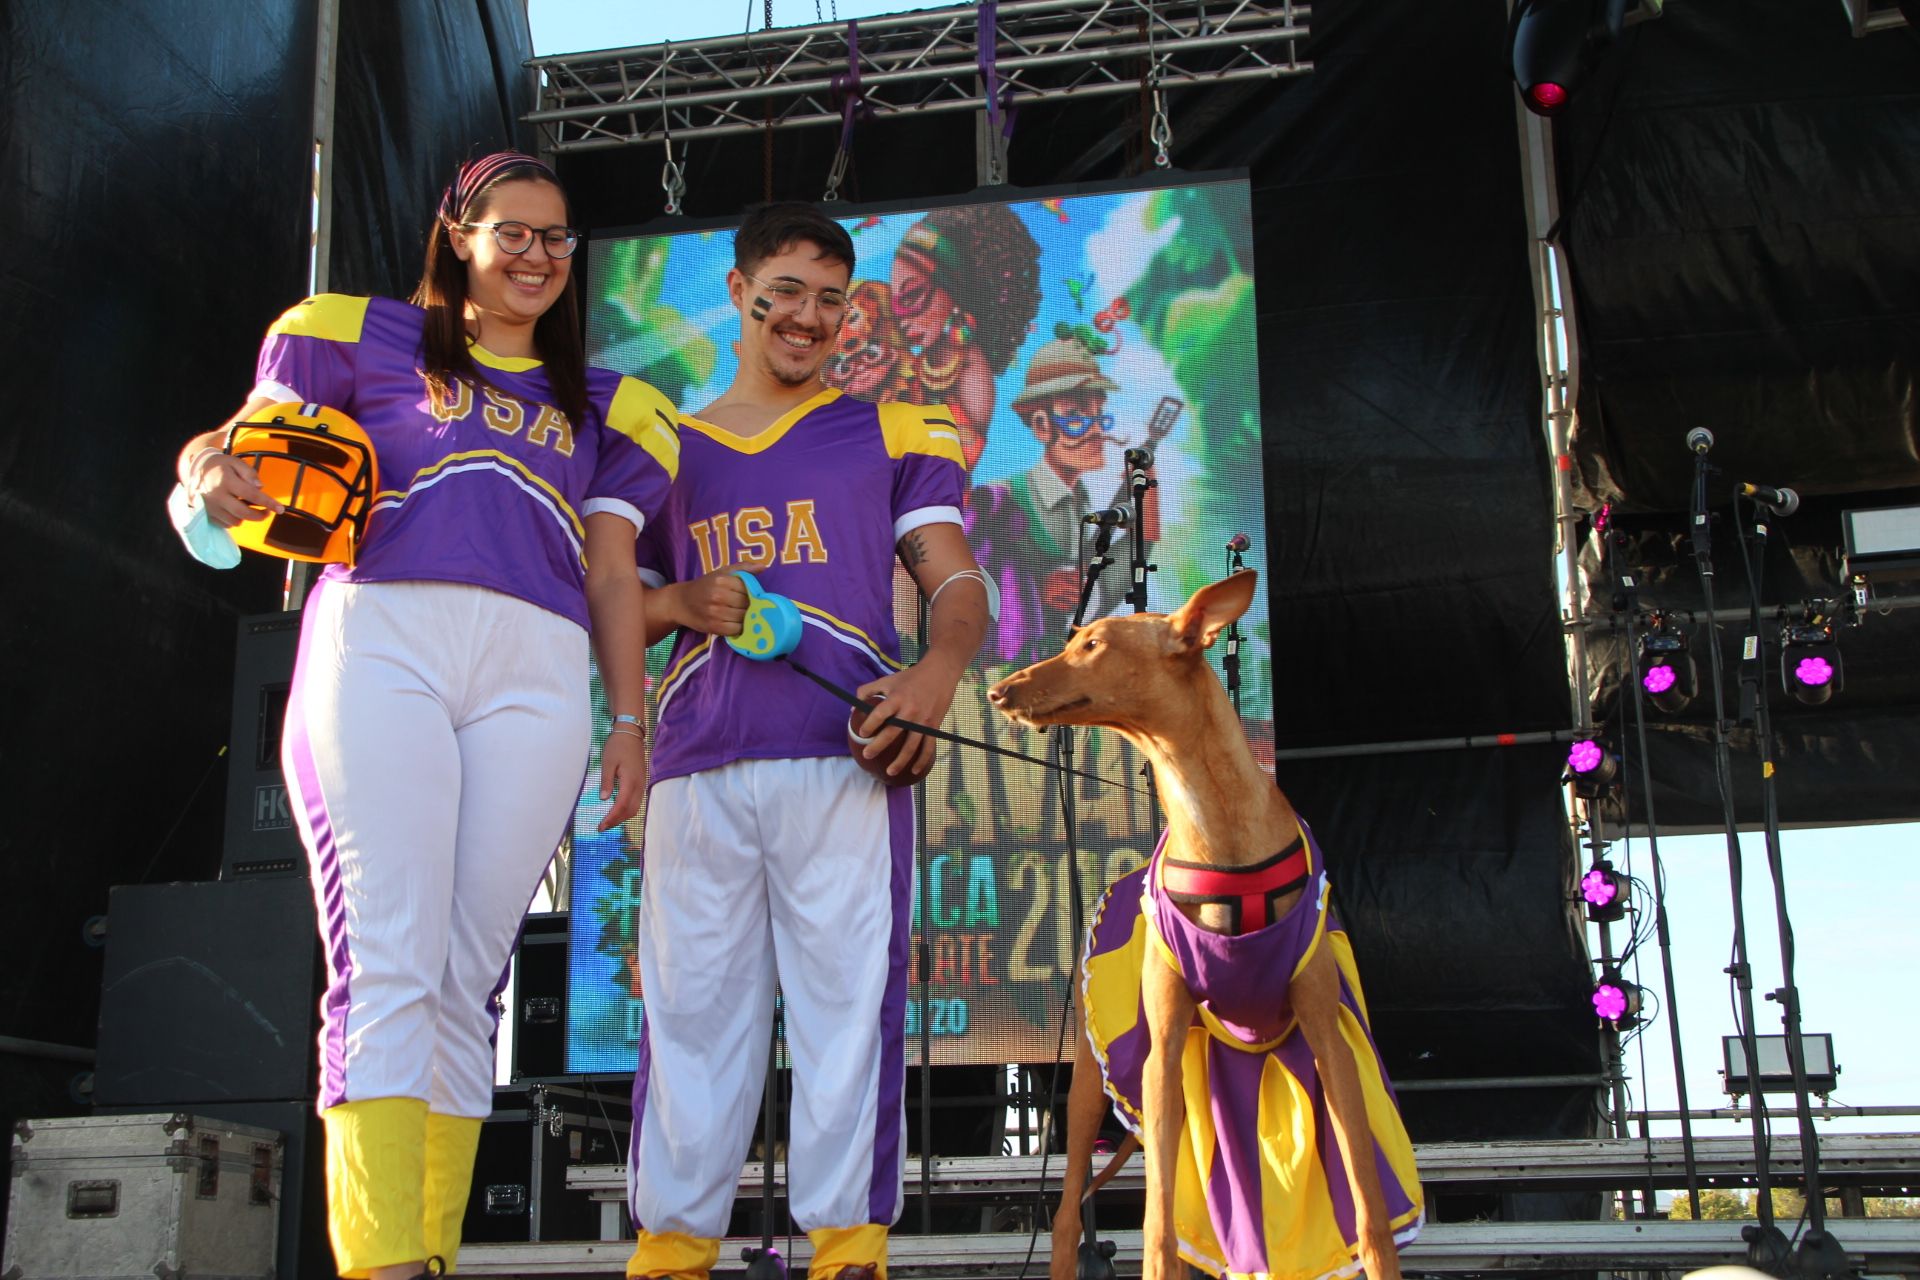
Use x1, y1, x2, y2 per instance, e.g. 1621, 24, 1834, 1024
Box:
722, 571, 1145, 795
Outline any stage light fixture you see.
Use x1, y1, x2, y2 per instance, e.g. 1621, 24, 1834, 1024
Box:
1510, 0, 1629, 117
1566, 737, 1620, 797
1580, 858, 1630, 923
1592, 969, 1644, 1029
1638, 617, 1696, 714
1780, 622, 1845, 706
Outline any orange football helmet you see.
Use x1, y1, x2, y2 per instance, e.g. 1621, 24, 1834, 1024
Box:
223, 403, 378, 565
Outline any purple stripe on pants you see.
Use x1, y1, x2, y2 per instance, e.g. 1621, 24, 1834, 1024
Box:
866, 785, 914, 1223
283, 580, 356, 1111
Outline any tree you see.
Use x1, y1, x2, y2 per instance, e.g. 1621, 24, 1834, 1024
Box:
1669, 1189, 1751, 1220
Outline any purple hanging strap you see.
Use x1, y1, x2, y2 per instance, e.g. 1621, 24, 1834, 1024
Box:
978, 0, 1017, 143
831, 20, 867, 154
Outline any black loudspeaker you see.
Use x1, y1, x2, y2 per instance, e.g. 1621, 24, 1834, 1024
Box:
511, 914, 569, 1081
94, 878, 320, 1107
222, 611, 304, 879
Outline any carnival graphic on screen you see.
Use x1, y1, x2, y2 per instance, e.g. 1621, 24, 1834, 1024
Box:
566, 176, 1271, 1073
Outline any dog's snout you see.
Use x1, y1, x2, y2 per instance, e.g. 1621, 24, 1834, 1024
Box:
986, 682, 1008, 706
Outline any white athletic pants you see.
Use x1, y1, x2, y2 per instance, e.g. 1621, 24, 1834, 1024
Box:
627, 756, 914, 1236
283, 578, 590, 1118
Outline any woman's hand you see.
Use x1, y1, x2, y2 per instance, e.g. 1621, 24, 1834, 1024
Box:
187, 450, 283, 528
596, 728, 648, 833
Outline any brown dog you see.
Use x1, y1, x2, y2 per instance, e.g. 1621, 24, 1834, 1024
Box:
987, 570, 1417, 1280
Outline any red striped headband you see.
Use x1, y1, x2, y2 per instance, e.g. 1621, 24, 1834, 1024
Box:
437, 151, 560, 227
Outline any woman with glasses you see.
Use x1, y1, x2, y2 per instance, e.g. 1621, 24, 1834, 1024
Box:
170, 151, 677, 1280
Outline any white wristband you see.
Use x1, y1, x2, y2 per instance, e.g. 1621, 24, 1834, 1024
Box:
927, 567, 999, 621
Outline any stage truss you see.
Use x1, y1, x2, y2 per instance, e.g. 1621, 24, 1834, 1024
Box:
525, 0, 1313, 154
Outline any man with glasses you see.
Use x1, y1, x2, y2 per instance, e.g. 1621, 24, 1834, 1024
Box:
972, 332, 1135, 665
622, 203, 990, 1280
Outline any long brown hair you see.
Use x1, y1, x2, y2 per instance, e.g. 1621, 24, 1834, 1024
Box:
410, 152, 590, 431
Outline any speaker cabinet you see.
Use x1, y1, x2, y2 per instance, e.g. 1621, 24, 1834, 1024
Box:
222, 612, 304, 879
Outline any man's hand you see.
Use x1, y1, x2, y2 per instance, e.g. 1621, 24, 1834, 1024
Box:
671, 565, 761, 637
853, 655, 965, 780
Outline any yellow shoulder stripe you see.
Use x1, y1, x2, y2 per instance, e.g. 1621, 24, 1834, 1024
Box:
267, 294, 370, 344
608, 377, 682, 480
877, 400, 966, 466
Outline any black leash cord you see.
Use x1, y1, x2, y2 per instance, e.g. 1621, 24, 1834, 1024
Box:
780, 656, 1149, 798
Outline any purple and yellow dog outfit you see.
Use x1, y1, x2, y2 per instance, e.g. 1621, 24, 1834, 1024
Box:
1079, 819, 1424, 1280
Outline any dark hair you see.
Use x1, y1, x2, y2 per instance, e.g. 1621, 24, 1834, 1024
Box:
733, 201, 856, 278
410, 153, 589, 431
896, 204, 1041, 376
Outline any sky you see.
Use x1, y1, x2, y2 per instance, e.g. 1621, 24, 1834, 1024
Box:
527, 0, 951, 57
519, 0, 1920, 1141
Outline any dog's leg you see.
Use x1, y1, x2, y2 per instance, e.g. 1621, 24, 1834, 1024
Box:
1140, 952, 1197, 1280
1051, 1011, 1107, 1280
1293, 945, 1401, 1280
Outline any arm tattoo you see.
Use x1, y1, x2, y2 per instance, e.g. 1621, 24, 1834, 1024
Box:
899, 529, 930, 571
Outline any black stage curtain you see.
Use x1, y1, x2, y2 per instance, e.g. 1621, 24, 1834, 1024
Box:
1553, 0, 1920, 827
0, 0, 535, 1202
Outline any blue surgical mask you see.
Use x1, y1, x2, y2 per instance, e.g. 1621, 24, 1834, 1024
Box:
168, 483, 242, 570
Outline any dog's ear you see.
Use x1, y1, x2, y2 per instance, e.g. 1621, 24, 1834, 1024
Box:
1165, 569, 1258, 656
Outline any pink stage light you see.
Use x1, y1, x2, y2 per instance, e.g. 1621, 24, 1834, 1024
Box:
1794, 655, 1835, 687
1582, 867, 1620, 909
1592, 982, 1630, 1022
1643, 664, 1678, 695
1568, 740, 1603, 774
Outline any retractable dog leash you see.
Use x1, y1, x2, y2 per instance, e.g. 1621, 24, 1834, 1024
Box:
723, 573, 1148, 796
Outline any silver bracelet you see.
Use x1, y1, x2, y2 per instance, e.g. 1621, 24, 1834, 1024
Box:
608, 724, 645, 742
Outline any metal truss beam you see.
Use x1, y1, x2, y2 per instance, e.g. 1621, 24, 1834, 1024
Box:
524, 0, 1312, 154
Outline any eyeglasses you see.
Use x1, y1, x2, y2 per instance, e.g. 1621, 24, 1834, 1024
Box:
746, 274, 850, 318
1048, 411, 1115, 440
460, 221, 582, 259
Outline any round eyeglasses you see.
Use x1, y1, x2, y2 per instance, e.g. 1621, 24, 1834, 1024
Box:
461, 221, 582, 259
746, 274, 850, 318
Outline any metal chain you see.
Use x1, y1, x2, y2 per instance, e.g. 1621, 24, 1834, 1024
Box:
662, 136, 686, 215
659, 59, 685, 215
1145, 0, 1172, 168
765, 0, 774, 30
823, 148, 850, 202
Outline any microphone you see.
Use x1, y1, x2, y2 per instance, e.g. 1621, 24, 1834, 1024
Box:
1687, 427, 1714, 455
1124, 446, 1155, 471
1225, 532, 1252, 554
1082, 507, 1129, 530
1738, 482, 1800, 517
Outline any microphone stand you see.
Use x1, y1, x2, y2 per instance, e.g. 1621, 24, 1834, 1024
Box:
1732, 497, 1847, 1279
1222, 543, 1246, 719
1686, 438, 1789, 1273
1060, 519, 1121, 1280
741, 999, 787, 1280
1607, 537, 1702, 1210
1124, 451, 1156, 614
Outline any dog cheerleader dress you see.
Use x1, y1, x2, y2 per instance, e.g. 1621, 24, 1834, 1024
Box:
1077, 820, 1424, 1280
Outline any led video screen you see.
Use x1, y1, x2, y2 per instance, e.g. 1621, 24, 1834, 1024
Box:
566, 175, 1271, 1073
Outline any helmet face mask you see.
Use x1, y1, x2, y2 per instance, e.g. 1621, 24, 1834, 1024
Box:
223, 403, 378, 564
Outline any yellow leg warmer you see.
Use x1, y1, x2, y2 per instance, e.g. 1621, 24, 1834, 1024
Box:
422, 1113, 483, 1269
627, 1229, 721, 1280
807, 1224, 888, 1280
322, 1097, 430, 1278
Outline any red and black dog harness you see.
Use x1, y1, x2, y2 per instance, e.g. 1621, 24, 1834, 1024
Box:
1161, 831, 1309, 936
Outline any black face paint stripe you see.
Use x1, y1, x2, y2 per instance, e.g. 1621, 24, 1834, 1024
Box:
750, 296, 772, 322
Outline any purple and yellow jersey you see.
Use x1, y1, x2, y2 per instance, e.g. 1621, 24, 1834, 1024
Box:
253, 294, 679, 628
638, 388, 965, 784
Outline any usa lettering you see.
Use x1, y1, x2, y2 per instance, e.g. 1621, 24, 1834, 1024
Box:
688, 500, 829, 573
422, 379, 575, 458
